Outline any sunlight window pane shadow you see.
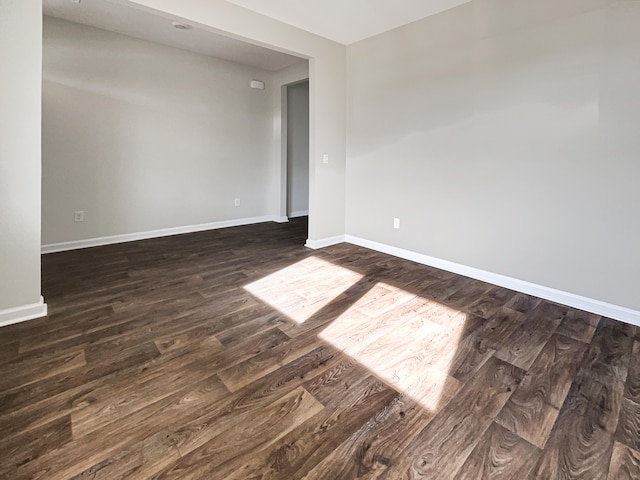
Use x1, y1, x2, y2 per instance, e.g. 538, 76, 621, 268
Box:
244, 256, 363, 324
245, 256, 470, 414
319, 285, 468, 413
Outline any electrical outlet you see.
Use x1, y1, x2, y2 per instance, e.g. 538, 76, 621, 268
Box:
74, 211, 85, 222
323, 154, 329, 164
393, 218, 400, 229
234, 198, 241, 207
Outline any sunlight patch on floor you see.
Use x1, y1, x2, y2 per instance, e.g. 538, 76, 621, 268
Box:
246, 256, 470, 413
320, 285, 468, 413
244, 256, 363, 324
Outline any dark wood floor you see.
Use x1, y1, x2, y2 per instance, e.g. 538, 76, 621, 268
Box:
1, 218, 639, 479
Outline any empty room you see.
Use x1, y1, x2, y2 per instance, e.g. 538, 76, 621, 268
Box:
1, 0, 640, 479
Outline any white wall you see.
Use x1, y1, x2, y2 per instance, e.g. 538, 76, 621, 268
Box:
286, 81, 310, 216
0, 0, 46, 322
347, 0, 640, 312
42, 17, 286, 245
126, 0, 347, 244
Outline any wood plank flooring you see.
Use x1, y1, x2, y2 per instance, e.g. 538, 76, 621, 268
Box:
0, 217, 638, 479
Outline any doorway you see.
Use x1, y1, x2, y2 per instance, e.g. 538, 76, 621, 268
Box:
285, 80, 310, 218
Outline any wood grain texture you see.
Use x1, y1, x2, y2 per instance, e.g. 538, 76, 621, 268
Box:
0, 341, 20, 365
608, 441, 640, 480
465, 285, 517, 319
218, 327, 324, 392
69, 429, 181, 480
624, 340, 640, 403
433, 314, 495, 383
528, 318, 634, 480
0, 217, 635, 479
157, 387, 324, 479
528, 390, 617, 480
494, 302, 568, 370
303, 394, 435, 480
555, 309, 601, 344
382, 357, 525, 480
495, 334, 588, 448
504, 293, 543, 315
454, 422, 540, 480
211, 377, 399, 480
0, 415, 73, 475
0, 349, 86, 392
475, 307, 526, 351
615, 397, 640, 451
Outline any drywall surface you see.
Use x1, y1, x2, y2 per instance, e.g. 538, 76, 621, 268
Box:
126, 0, 346, 243
287, 81, 310, 216
42, 17, 281, 244
347, 0, 640, 311
0, 0, 43, 310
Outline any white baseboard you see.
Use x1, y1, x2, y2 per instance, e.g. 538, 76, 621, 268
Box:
0, 296, 47, 328
345, 235, 640, 327
42, 215, 281, 254
289, 210, 309, 218
305, 235, 346, 250
273, 216, 289, 223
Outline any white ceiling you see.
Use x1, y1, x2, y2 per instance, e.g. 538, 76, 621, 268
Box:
42, 0, 305, 72
224, 0, 472, 45
43, 0, 471, 70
